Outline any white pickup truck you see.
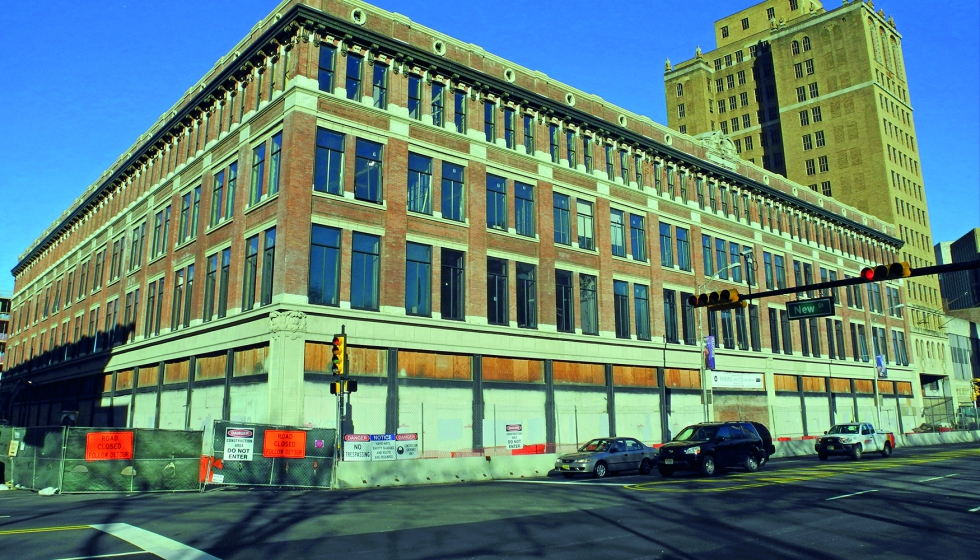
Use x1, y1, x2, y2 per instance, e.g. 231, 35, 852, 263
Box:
814, 422, 896, 460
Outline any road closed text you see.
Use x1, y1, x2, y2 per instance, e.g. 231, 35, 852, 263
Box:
84, 431, 135, 461
262, 430, 307, 459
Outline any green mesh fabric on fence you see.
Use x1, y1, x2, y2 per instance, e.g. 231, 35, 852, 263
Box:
209, 421, 335, 489
9, 427, 65, 490
61, 428, 203, 493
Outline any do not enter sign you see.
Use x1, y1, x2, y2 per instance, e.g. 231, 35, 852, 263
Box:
263, 430, 307, 458
85, 431, 134, 461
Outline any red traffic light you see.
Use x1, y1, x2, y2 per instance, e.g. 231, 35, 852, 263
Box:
861, 267, 876, 281
860, 262, 911, 282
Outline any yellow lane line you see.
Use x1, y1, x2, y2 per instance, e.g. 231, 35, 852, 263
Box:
0, 525, 92, 536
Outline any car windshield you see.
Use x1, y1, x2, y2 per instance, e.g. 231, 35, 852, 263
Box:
578, 439, 612, 452
674, 426, 717, 441
828, 425, 859, 434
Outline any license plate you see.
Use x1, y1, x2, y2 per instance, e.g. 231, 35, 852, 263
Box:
561, 465, 570, 470
826, 446, 835, 450
664, 459, 674, 465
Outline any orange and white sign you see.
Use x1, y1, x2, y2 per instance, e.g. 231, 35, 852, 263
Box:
85, 431, 134, 461
263, 430, 307, 459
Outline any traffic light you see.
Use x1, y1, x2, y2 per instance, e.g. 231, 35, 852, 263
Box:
860, 262, 911, 282
972, 378, 980, 402
687, 288, 746, 310
329, 379, 358, 395
330, 380, 342, 395
331, 334, 346, 375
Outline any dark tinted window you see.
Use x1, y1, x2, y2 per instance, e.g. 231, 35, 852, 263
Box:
727, 424, 746, 439
715, 426, 732, 440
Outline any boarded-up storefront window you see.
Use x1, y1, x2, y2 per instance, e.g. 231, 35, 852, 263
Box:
116, 369, 134, 391
830, 378, 851, 393
103, 373, 113, 393
802, 376, 826, 392
774, 374, 798, 392
398, 351, 471, 380
138, 365, 159, 388
196, 352, 227, 380
304, 343, 387, 376
304, 341, 331, 374
663, 368, 701, 389
896, 381, 913, 395
612, 365, 657, 387
854, 379, 874, 394
553, 361, 605, 385
164, 359, 190, 384
877, 380, 895, 394
483, 356, 544, 383
234, 344, 269, 377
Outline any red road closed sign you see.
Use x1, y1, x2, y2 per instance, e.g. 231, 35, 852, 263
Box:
85, 431, 134, 461
263, 430, 307, 458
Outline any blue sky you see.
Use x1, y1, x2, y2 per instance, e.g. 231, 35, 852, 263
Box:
1, 0, 977, 294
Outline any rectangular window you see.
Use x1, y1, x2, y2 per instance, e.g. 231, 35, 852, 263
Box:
774, 255, 786, 289
796, 86, 807, 102
809, 317, 821, 357
210, 170, 226, 227
250, 143, 266, 204
441, 249, 465, 321
659, 222, 673, 267
805, 59, 814, 75
268, 133, 282, 196
718, 100, 727, 114
354, 139, 383, 203
351, 232, 381, 311
318, 45, 336, 92
242, 235, 259, 311
663, 288, 678, 343
584, 140, 594, 173
345, 53, 363, 100
818, 155, 829, 172
738, 70, 746, 85
407, 153, 433, 214
504, 107, 516, 149
780, 310, 793, 354
431, 83, 445, 127
566, 131, 576, 168
702, 235, 714, 276
549, 124, 559, 163
620, 151, 629, 183
486, 174, 507, 230
805, 159, 816, 175
128, 222, 146, 271
203, 254, 217, 322
441, 162, 465, 222
454, 90, 466, 133
794, 63, 804, 79
634, 284, 651, 341
109, 236, 124, 281
681, 291, 696, 345
610, 209, 627, 257
715, 238, 728, 279
260, 227, 276, 306
405, 242, 431, 317
721, 309, 735, 349
675, 227, 691, 271
555, 269, 574, 333
808, 82, 819, 98
803, 134, 813, 150
614, 280, 630, 339
372, 64, 388, 109
768, 308, 780, 353
580, 274, 598, 335
124, 288, 140, 343
516, 263, 537, 329
484, 101, 496, 142
515, 182, 535, 237
553, 193, 571, 245
576, 200, 594, 250
630, 214, 647, 262
179, 187, 201, 242
729, 243, 742, 282
523, 114, 534, 155
309, 225, 341, 306
634, 155, 643, 186
812, 106, 822, 122
487, 258, 509, 326
605, 145, 614, 180
408, 75, 422, 120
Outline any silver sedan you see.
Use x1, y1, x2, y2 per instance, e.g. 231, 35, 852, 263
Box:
554, 437, 658, 478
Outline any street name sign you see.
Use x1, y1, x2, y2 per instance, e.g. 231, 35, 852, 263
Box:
786, 296, 835, 320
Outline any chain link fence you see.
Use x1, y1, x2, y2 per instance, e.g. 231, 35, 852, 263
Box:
8, 426, 63, 490
206, 421, 335, 489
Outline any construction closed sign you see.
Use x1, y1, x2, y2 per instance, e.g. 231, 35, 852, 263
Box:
85, 431, 134, 461
263, 430, 307, 458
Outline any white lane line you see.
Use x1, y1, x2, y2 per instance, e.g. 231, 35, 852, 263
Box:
496, 479, 628, 487
90, 523, 220, 560
0, 515, 10, 518
826, 489, 878, 501
919, 473, 959, 482
54, 552, 151, 560
969, 506, 980, 513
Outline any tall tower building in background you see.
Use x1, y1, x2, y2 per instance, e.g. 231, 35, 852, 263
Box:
935, 229, 980, 311
665, 0, 950, 390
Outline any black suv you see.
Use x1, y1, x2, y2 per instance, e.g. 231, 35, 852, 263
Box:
657, 421, 767, 477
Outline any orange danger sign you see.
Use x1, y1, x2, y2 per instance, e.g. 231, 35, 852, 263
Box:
263, 430, 307, 459
85, 431, 134, 461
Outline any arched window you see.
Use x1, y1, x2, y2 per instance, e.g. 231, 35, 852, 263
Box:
802, 36, 811, 51
869, 19, 880, 61
890, 37, 903, 74
879, 28, 891, 69
791, 40, 800, 55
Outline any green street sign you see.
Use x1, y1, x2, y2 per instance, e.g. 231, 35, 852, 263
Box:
786, 296, 835, 320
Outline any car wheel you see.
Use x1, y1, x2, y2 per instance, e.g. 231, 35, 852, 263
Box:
850, 445, 863, 461
639, 458, 653, 475
699, 455, 717, 477
880, 443, 892, 458
818, 453, 828, 461
657, 466, 674, 478
758, 455, 768, 468
562, 473, 575, 479
744, 453, 760, 473
593, 461, 608, 479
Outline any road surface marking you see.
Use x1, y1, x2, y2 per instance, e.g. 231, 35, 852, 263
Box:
918, 474, 958, 482
0, 525, 91, 536
0, 516, 10, 518
54, 552, 152, 560
969, 506, 980, 513
826, 489, 878, 501
91, 523, 220, 560
496, 479, 629, 487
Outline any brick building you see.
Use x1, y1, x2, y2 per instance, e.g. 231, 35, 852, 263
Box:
664, 0, 949, 416
1, 0, 918, 450
0, 294, 9, 374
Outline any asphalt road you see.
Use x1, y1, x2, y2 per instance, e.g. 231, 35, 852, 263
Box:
1, 442, 978, 559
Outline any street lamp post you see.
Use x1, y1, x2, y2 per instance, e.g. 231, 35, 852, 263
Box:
696, 260, 747, 423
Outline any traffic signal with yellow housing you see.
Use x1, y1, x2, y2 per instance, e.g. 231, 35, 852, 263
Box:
329, 379, 358, 395
331, 334, 346, 375
860, 262, 911, 282
972, 378, 980, 401
687, 288, 746, 310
